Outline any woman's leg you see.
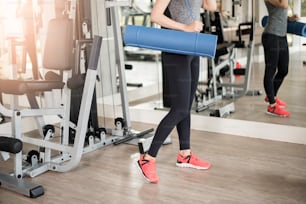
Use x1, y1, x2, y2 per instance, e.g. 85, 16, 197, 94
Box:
148, 53, 193, 157
176, 56, 199, 151
262, 33, 279, 104
273, 36, 289, 97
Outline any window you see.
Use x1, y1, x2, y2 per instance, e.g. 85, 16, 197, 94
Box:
302, 0, 306, 16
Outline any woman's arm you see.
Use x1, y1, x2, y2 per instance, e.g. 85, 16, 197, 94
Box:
203, 0, 217, 11
150, 0, 203, 32
265, 0, 288, 9
150, 0, 184, 30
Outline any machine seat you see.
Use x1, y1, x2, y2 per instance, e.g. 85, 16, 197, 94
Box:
0, 136, 22, 154
0, 79, 64, 95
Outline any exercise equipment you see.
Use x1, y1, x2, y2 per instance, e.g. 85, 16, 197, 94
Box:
222, 0, 261, 98
100, 0, 155, 147
195, 0, 261, 117
0, 11, 104, 178
0, 0, 155, 181
121, 0, 152, 26
195, 11, 236, 115
261, 16, 306, 37
0, 137, 44, 198
0, 2, 160, 187
124, 25, 218, 58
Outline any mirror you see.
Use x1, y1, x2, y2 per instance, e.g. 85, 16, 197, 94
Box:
123, 0, 306, 130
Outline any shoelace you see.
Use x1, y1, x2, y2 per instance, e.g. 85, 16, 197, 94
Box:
140, 159, 150, 165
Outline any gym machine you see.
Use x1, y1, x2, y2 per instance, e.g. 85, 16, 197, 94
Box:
0, 1, 159, 188
195, 11, 236, 116
91, 0, 158, 150
219, 0, 262, 98
0, 6, 104, 179
195, 0, 261, 117
44, 0, 155, 150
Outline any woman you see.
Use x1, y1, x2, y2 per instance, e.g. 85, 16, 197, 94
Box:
262, 0, 298, 117
137, 0, 217, 183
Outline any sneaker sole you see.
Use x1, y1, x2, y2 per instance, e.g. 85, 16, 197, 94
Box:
176, 162, 211, 170
265, 111, 289, 117
136, 160, 158, 184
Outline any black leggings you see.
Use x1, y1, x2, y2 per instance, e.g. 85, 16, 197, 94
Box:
262, 33, 289, 104
148, 53, 200, 157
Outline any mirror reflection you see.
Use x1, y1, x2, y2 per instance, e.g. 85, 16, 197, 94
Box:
123, 0, 306, 128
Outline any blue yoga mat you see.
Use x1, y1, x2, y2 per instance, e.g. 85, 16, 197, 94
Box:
124, 25, 217, 58
261, 16, 306, 37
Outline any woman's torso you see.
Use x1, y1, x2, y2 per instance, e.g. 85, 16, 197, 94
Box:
168, 0, 202, 24
263, 1, 288, 37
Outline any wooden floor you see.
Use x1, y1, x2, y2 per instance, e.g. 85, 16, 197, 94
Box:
1, 121, 306, 204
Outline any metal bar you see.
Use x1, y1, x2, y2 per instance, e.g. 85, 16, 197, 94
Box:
53, 36, 102, 172
111, 6, 132, 129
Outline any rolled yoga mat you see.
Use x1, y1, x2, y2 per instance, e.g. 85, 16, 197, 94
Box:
124, 25, 218, 58
261, 16, 306, 37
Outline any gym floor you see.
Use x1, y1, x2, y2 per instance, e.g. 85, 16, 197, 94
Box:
1, 43, 306, 203
0, 120, 306, 204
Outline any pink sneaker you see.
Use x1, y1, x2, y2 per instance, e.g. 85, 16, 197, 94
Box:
275, 97, 287, 108
265, 96, 287, 108
176, 152, 211, 170
137, 154, 158, 183
266, 104, 290, 117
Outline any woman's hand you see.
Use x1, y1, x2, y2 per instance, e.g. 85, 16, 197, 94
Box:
288, 14, 299, 22
184, 21, 204, 32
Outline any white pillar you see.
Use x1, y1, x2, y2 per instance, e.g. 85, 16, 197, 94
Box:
291, 0, 301, 47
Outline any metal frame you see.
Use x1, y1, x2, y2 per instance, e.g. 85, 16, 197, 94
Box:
102, 0, 156, 146
0, 36, 103, 178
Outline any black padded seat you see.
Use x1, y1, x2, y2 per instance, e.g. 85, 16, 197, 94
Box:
0, 79, 64, 95
0, 136, 22, 154
215, 42, 235, 60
